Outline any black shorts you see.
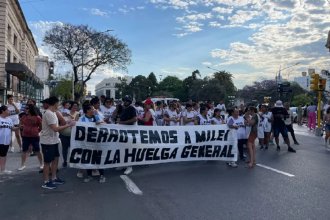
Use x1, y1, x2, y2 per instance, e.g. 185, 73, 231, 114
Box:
22, 137, 40, 152
273, 125, 288, 138
0, 145, 10, 157
41, 144, 60, 163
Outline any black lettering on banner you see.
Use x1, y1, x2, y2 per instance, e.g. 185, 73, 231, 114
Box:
212, 145, 221, 157
181, 145, 191, 158
217, 130, 225, 141
81, 149, 92, 164
161, 148, 170, 160
87, 127, 98, 142
113, 149, 121, 163
136, 148, 146, 162
161, 131, 169, 143
169, 147, 178, 159
91, 150, 102, 164
195, 131, 206, 143
75, 126, 85, 141
97, 128, 109, 143
169, 130, 178, 143
224, 130, 230, 141
119, 130, 128, 143
69, 148, 82, 163
124, 148, 136, 162
190, 145, 198, 157
104, 150, 113, 165
198, 145, 205, 157
140, 130, 148, 144
153, 148, 160, 160
211, 130, 216, 141
108, 129, 118, 142
220, 145, 228, 157
149, 130, 162, 144
205, 145, 212, 157
227, 145, 234, 157
146, 148, 155, 161
184, 131, 191, 144
127, 130, 139, 144
206, 130, 211, 141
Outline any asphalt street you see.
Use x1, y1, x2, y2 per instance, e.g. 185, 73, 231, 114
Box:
1, 124, 330, 220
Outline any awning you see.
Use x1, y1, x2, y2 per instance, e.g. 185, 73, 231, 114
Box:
5, 62, 43, 88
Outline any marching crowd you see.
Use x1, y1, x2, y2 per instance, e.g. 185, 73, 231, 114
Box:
0, 94, 327, 190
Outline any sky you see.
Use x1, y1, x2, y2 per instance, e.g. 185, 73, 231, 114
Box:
19, 0, 330, 94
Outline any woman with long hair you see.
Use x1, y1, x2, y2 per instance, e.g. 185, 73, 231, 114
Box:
18, 104, 43, 171
246, 106, 259, 168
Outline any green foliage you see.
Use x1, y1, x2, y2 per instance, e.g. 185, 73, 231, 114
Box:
291, 94, 313, 106
50, 79, 72, 100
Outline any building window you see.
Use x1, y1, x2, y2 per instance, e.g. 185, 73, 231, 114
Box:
13, 34, 17, 47
7, 49, 11, 62
13, 56, 17, 63
106, 90, 111, 97
7, 25, 11, 42
105, 83, 110, 86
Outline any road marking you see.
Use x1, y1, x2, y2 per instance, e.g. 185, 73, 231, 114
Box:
120, 175, 143, 195
256, 164, 295, 177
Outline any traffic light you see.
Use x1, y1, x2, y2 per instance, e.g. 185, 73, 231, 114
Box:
49, 61, 54, 74
319, 78, 327, 91
310, 73, 320, 91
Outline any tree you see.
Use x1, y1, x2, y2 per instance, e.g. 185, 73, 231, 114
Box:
147, 72, 158, 96
213, 71, 236, 98
191, 69, 201, 80
43, 23, 131, 101
50, 78, 72, 100
129, 75, 152, 101
158, 76, 183, 97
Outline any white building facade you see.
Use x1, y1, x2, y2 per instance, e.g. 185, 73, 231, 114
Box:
293, 69, 330, 92
0, 0, 42, 103
95, 76, 132, 99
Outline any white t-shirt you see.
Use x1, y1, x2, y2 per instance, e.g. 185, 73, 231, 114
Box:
211, 117, 223, 125
101, 105, 116, 123
263, 111, 272, 132
7, 103, 20, 125
284, 109, 293, 125
182, 110, 196, 126
227, 116, 247, 140
40, 109, 60, 145
165, 109, 180, 126
0, 116, 13, 145
197, 114, 211, 125
257, 113, 264, 139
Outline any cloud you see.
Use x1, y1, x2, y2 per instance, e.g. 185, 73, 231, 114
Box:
90, 8, 108, 16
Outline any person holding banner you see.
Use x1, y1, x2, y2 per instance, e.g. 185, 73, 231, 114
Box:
182, 103, 197, 126
79, 103, 106, 183
100, 97, 116, 124
40, 97, 76, 190
211, 108, 225, 125
196, 105, 211, 125
118, 95, 137, 175
139, 99, 155, 126
164, 102, 180, 126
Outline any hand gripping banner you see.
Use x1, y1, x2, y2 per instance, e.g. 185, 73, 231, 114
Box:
69, 122, 238, 169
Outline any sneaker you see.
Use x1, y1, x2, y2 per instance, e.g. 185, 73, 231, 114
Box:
288, 147, 296, 153
42, 181, 57, 190
39, 165, 44, 170
30, 152, 36, 156
227, 161, 238, 168
18, 166, 26, 171
99, 175, 106, 183
92, 170, 100, 177
77, 171, 84, 178
9, 146, 15, 153
52, 178, 65, 185
265, 145, 268, 150
3, 170, 12, 174
124, 166, 133, 175
83, 176, 93, 183
276, 146, 281, 151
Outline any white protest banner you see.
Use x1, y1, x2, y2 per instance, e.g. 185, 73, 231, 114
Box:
69, 122, 238, 169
